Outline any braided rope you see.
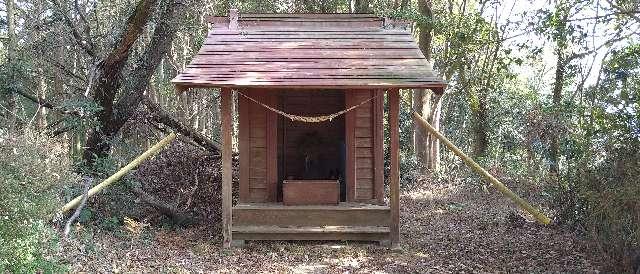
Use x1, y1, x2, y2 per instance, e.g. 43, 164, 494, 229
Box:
237, 91, 382, 123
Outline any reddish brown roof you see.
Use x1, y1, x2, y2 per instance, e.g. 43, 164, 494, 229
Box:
172, 13, 445, 91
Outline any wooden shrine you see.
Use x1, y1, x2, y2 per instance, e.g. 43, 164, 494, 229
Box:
172, 10, 445, 247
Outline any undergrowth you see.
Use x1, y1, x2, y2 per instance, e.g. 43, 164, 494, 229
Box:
0, 130, 78, 272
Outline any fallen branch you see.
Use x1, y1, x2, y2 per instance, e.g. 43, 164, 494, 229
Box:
144, 116, 209, 152
413, 111, 552, 225
63, 176, 93, 238
60, 132, 176, 213
132, 187, 196, 226
143, 97, 221, 153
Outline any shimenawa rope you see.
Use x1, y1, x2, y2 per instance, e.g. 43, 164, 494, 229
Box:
236, 91, 382, 123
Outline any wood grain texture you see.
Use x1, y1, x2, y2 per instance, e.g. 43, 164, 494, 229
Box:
172, 14, 446, 90
345, 92, 356, 202
353, 90, 376, 202
238, 90, 249, 202
220, 88, 233, 248
282, 180, 339, 206
266, 92, 278, 202
373, 90, 385, 203
232, 230, 389, 241
233, 202, 390, 227
239, 89, 278, 202
388, 88, 400, 248
207, 13, 385, 29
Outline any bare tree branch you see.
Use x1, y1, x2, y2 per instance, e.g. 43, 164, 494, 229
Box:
63, 177, 92, 238
143, 97, 221, 153
567, 10, 640, 22
41, 56, 87, 82
102, 0, 160, 66
605, 0, 640, 23
13, 87, 80, 116
51, 0, 96, 57
132, 186, 196, 226
567, 26, 639, 63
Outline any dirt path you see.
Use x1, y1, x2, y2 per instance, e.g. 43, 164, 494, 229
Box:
62, 181, 602, 273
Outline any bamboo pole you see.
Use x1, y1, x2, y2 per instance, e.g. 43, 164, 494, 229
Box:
60, 133, 177, 213
412, 112, 552, 225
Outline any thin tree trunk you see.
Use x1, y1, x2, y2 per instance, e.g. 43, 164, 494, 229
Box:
472, 92, 488, 158
394, 0, 409, 10
413, 0, 441, 172
5, 0, 17, 131
549, 50, 565, 175
470, 18, 502, 159
414, 89, 428, 163
549, 5, 569, 176
351, 0, 370, 13
37, 68, 48, 129
54, 36, 67, 151
427, 95, 442, 170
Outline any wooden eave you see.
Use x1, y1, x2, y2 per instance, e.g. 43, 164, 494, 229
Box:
172, 13, 447, 93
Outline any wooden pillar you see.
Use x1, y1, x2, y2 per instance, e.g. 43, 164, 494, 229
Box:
221, 88, 233, 248
388, 88, 401, 248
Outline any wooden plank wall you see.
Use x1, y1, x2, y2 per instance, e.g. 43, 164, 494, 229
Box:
345, 90, 384, 203
239, 89, 384, 205
239, 89, 277, 202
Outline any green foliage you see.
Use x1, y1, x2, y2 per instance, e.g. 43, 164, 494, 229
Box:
560, 143, 640, 271
551, 44, 640, 270
80, 155, 139, 230
1, 0, 639, 270
0, 131, 77, 272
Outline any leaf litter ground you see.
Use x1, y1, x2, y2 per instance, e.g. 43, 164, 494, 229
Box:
60, 178, 602, 273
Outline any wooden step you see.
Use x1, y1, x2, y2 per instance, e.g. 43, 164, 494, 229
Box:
232, 225, 390, 241
234, 225, 389, 233
233, 202, 390, 227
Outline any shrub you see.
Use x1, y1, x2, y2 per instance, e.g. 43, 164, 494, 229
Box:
0, 130, 78, 272
578, 145, 640, 272
555, 136, 640, 272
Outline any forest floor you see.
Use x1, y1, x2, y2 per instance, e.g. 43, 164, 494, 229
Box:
59, 179, 603, 273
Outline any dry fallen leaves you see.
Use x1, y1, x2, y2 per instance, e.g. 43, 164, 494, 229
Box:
60, 176, 603, 273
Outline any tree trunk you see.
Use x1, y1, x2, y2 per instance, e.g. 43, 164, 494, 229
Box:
82, 0, 192, 165
6, 0, 15, 60
472, 92, 488, 158
414, 89, 428, 162
469, 21, 502, 160
112, 0, 192, 130
351, 0, 370, 13
427, 95, 442, 170
549, 5, 569, 176
413, 0, 441, 172
37, 68, 48, 129
549, 51, 565, 175
82, 0, 161, 163
5, 0, 17, 131
394, 0, 409, 10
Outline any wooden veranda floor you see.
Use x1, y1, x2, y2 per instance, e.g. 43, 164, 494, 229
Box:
232, 202, 391, 242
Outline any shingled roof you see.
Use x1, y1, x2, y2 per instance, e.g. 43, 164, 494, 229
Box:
172, 12, 446, 91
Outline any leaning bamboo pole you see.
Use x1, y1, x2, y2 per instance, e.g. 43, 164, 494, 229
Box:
412, 112, 552, 225
60, 133, 177, 213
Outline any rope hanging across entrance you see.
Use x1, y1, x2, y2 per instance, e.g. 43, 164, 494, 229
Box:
236, 91, 383, 123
